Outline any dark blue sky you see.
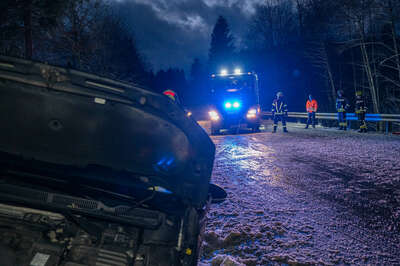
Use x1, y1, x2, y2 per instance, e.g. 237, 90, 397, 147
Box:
114, 0, 265, 71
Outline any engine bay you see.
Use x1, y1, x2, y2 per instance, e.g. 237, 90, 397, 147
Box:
0, 202, 183, 266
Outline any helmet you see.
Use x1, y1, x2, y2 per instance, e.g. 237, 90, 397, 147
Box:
276, 92, 283, 98
163, 89, 177, 101
337, 90, 344, 96
356, 90, 363, 96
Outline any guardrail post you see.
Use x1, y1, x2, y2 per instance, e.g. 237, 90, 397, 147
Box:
385, 121, 389, 134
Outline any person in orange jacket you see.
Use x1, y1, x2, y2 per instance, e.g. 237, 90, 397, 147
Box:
305, 94, 318, 129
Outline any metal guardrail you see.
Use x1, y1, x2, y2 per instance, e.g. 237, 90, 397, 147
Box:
261, 112, 400, 133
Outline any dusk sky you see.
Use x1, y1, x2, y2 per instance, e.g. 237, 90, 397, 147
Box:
115, 0, 266, 71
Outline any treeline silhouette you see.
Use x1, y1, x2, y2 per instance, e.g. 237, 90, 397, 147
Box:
1, 0, 400, 114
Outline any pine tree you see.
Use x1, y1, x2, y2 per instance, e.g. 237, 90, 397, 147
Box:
209, 16, 234, 73
0, 0, 69, 59
187, 58, 207, 106
190, 58, 203, 82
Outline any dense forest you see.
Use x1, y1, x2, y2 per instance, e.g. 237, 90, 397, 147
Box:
1, 0, 400, 113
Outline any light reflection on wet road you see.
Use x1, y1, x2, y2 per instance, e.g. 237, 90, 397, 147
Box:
201, 129, 400, 265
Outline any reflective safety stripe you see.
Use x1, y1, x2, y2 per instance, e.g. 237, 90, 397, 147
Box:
273, 101, 286, 113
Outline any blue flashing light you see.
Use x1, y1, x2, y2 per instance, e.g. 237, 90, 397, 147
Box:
224, 101, 241, 110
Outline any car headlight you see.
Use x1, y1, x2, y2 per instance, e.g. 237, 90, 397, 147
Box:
209, 110, 220, 121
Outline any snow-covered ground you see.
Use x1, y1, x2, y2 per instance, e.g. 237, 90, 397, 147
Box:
200, 123, 400, 265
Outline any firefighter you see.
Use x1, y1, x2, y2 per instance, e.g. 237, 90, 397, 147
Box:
272, 92, 288, 133
336, 90, 350, 130
305, 94, 318, 129
355, 91, 367, 133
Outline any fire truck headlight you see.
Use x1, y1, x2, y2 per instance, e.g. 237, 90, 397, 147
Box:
220, 69, 228, 76
246, 108, 258, 119
209, 110, 220, 121
248, 109, 257, 114
234, 68, 242, 75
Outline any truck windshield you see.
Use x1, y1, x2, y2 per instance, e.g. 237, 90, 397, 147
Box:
210, 74, 257, 105
211, 74, 255, 94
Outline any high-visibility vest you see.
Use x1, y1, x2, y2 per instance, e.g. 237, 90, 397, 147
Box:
272, 99, 288, 115
306, 99, 318, 113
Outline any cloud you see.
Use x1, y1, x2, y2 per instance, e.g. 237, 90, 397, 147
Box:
113, 0, 265, 71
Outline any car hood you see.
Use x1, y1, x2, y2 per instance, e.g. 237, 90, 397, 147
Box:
0, 56, 215, 207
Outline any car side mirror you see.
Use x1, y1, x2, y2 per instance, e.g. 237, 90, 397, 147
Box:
209, 184, 227, 204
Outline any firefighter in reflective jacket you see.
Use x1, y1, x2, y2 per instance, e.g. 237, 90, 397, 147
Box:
272, 92, 288, 133
305, 94, 318, 129
355, 91, 367, 133
336, 90, 350, 130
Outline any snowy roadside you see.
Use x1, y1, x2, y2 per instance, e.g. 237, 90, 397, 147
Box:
200, 125, 400, 265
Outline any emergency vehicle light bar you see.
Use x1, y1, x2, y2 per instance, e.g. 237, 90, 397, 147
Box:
212, 71, 253, 77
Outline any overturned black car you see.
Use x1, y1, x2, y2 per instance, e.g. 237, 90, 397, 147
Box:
0, 56, 225, 266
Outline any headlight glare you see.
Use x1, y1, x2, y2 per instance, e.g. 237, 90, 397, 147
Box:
209, 110, 220, 121
246, 108, 258, 119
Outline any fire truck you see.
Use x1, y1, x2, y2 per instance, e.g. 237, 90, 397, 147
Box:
208, 68, 261, 135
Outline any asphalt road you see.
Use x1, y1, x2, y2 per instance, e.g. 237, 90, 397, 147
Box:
200, 123, 400, 265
